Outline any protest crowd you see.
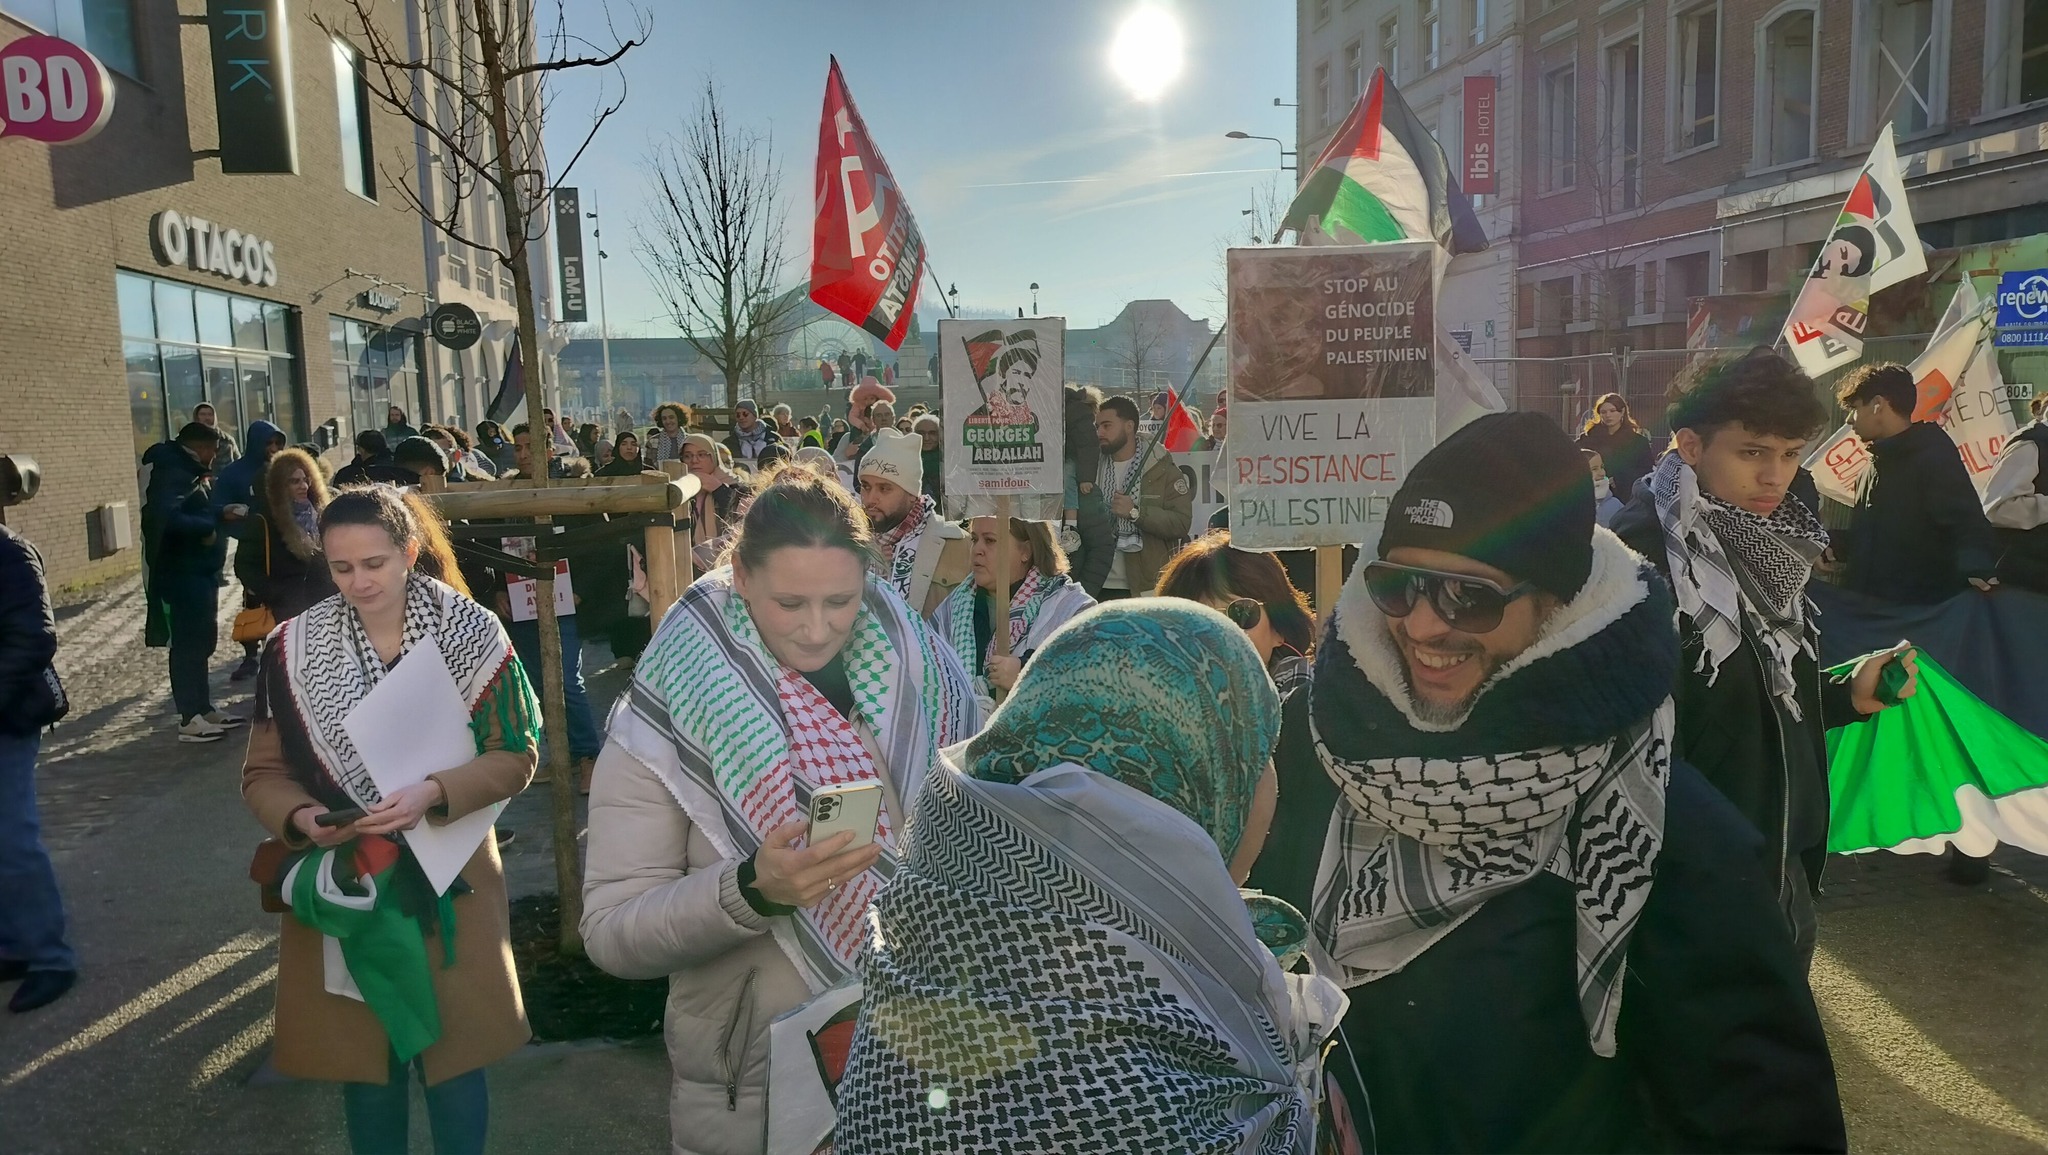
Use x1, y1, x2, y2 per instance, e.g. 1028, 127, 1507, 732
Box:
9, 49, 2048, 1155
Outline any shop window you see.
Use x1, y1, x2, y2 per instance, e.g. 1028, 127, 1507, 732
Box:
1605, 38, 1642, 209
1380, 16, 1400, 79
1344, 40, 1363, 105
333, 39, 377, 200
0, 0, 139, 78
116, 270, 301, 455
1864, 0, 1939, 138
329, 316, 421, 446
1674, 3, 1719, 149
1758, 9, 1817, 167
1423, 0, 1441, 70
1468, 0, 1487, 46
1540, 64, 1577, 193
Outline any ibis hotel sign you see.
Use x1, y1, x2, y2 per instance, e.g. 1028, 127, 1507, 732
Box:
0, 35, 115, 145
151, 210, 280, 288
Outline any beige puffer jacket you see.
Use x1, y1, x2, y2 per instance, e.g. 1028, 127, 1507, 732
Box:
581, 740, 811, 1155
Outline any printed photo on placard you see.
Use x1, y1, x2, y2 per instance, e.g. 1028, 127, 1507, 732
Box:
1227, 243, 1435, 403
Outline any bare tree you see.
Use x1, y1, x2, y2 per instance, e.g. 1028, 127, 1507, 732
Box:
1107, 305, 1171, 396
635, 82, 803, 410
318, 0, 646, 954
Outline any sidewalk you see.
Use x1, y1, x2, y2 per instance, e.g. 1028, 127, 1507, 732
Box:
0, 575, 667, 1154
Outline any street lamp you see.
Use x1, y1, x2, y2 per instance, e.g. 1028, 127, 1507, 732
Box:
585, 201, 615, 426
1029, 282, 1039, 314
1225, 130, 1297, 172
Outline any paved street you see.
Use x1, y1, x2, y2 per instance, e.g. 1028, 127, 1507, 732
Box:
4, 574, 2047, 1153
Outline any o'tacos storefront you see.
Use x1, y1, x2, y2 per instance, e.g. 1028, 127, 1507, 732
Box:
1, 0, 430, 589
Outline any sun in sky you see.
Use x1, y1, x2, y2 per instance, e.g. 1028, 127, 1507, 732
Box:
1108, 5, 1185, 102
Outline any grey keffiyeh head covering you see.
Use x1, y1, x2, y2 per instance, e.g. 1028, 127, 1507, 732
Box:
965, 600, 1281, 861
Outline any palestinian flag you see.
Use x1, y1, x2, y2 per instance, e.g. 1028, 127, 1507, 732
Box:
1827, 652, 2048, 857
1277, 66, 1488, 254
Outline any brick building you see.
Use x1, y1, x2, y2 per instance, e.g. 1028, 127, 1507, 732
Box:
0, 0, 430, 590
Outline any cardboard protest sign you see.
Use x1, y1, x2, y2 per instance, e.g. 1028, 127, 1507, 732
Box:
939, 318, 1065, 519
1225, 242, 1438, 549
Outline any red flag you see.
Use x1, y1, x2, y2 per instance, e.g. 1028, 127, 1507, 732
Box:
811, 57, 925, 350
1163, 387, 1200, 453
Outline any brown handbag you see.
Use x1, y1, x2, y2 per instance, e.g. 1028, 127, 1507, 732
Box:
248, 838, 292, 914
231, 524, 276, 643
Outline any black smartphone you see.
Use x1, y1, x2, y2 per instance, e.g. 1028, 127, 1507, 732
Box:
315, 807, 367, 827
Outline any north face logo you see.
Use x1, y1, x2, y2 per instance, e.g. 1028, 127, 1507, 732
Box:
1403, 498, 1454, 529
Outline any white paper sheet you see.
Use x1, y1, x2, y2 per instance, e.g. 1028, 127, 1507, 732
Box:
342, 635, 502, 895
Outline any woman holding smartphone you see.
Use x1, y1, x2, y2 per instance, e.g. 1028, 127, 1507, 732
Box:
580, 469, 981, 1155
240, 485, 540, 1155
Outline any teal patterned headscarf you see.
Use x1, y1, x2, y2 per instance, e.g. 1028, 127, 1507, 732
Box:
964, 600, 1282, 860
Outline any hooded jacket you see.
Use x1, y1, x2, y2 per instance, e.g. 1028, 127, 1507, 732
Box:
1838, 421, 1999, 604
140, 440, 221, 576
213, 420, 285, 515
1252, 532, 1845, 1154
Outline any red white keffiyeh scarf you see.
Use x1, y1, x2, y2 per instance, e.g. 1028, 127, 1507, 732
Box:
871, 495, 936, 599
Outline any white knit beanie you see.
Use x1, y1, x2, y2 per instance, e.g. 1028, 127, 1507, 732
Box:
859, 428, 925, 493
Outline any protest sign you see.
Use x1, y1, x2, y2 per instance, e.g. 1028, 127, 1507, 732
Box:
1225, 241, 1438, 550
1175, 450, 1229, 530
939, 318, 1065, 519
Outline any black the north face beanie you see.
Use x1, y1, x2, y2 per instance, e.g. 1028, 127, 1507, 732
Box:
1377, 411, 1596, 600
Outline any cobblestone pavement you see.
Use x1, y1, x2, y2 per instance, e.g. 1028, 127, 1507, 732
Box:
6, 575, 2048, 1152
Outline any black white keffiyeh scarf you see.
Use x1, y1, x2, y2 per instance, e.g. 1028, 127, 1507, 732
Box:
1099, 434, 1159, 552
870, 494, 936, 600
837, 756, 1341, 1155
1309, 530, 1680, 1057
1648, 449, 1828, 720
258, 574, 538, 810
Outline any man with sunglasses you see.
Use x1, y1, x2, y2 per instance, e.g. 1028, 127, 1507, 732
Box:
1249, 412, 1843, 1153
1612, 349, 1918, 954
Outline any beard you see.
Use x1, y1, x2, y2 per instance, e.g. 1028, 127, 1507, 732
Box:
1099, 430, 1129, 456
869, 507, 910, 535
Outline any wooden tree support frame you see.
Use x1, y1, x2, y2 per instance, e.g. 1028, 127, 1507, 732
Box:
415, 471, 699, 956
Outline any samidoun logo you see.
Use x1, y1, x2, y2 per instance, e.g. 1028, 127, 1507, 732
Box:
1996, 271, 2048, 327
1402, 498, 1454, 529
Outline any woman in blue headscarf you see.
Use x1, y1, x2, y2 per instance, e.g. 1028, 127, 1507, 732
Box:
832, 601, 1346, 1155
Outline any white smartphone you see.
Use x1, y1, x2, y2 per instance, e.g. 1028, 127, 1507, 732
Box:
806, 782, 885, 850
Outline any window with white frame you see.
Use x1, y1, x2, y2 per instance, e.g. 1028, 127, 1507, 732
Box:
1316, 60, 1333, 125
333, 40, 377, 200
1314, 0, 1332, 25
1344, 39, 1364, 104
1423, 0, 1441, 70
1541, 63, 1578, 192
1984, 1, 2048, 111
1381, 16, 1400, 79
1605, 38, 1642, 210
1674, 3, 1719, 149
1867, 0, 1939, 137
1759, 9, 1817, 167
1468, 0, 1487, 46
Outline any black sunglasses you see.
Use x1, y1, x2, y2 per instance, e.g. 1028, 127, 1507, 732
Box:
1362, 562, 1536, 634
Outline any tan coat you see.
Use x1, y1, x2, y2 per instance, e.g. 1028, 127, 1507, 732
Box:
580, 740, 812, 1155
241, 714, 536, 1086
1127, 450, 1194, 594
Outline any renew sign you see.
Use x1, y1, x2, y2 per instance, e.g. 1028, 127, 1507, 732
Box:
0, 35, 114, 145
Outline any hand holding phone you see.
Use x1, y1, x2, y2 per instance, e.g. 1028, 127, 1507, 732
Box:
315, 806, 367, 827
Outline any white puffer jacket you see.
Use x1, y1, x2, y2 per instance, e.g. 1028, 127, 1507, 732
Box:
581, 741, 810, 1155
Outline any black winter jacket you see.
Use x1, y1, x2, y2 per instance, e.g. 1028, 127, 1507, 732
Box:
1838, 421, 1999, 604
1576, 426, 1656, 502
0, 525, 59, 736
1255, 693, 1847, 1154
139, 441, 220, 575
1612, 490, 1863, 919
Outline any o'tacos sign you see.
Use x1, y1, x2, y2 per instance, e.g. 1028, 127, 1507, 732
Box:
152, 210, 280, 287
0, 35, 115, 145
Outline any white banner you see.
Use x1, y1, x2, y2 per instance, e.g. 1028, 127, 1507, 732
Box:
939, 318, 1065, 519
1781, 127, 1927, 378
1225, 241, 1438, 549
1174, 450, 1230, 531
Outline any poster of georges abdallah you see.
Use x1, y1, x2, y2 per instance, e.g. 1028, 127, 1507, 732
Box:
939, 318, 1066, 519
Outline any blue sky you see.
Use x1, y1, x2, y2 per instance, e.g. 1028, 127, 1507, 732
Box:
542, 0, 1296, 336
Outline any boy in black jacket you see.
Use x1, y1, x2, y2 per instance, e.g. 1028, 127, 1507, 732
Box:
1612, 348, 1918, 965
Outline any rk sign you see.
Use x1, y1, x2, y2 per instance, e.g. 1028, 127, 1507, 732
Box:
0, 35, 114, 145
207, 0, 299, 174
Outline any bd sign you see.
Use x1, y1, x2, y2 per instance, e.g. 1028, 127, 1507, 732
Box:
0, 35, 115, 145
